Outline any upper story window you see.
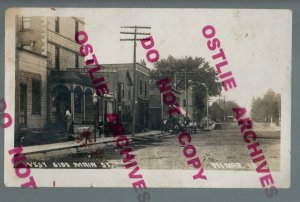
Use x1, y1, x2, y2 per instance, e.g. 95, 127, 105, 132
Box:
117, 83, 124, 102
75, 54, 79, 68
55, 46, 60, 70
128, 83, 131, 99
121, 83, 125, 98
55, 17, 59, 33
144, 81, 147, 97
22, 17, 31, 30
140, 80, 143, 95
75, 20, 79, 34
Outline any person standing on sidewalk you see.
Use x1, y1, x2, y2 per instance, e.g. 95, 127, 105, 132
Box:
162, 119, 167, 133
193, 120, 197, 134
189, 121, 194, 134
65, 107, 72, 135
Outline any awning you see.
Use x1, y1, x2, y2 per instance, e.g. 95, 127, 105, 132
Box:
49, 70, 92, 86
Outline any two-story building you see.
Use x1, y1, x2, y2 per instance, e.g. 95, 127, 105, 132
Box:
15, 16, 111, 145
100, 63, 150, 133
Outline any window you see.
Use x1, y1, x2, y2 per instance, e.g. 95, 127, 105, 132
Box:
128, 83, 131, 99
117, 83, 124, 102
140, 80, 143, 95
75, 54, 79, 68
32, 79, 41, 115
55, 46, 60, 70
55, 17, 59, 33
21, 44, 31, 51
22, 17, 31, 30
121, 83, 124, 98
75, 20, 79, 34
74, 89, 82, 113
144, 81, 147, 97
183, 99, 186, 107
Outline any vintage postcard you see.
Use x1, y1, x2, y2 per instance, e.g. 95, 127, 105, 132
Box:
4, 8, 291, 191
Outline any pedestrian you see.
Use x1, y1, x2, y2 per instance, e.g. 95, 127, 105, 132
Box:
193, 120, 197, 134
65, 107, 72, 136
189, 121, 193, 134
163, 119, 167, 132
174, 124, 179, 134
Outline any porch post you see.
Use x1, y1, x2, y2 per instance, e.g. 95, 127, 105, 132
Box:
71, 90, 75, 121
98, 97, 101, 121
83, 92, 86, 122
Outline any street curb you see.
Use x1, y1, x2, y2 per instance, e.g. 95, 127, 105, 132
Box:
22, 131, 163, 156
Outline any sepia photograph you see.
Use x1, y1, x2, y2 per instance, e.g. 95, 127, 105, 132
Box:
4, 8, 291, 188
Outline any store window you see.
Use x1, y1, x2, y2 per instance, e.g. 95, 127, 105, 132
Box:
74, 87, 83, 113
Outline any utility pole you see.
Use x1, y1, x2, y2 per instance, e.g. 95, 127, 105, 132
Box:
218, 94, 220, 122
278, 95, 281, 124
206, 87, 209, 130
185, 68, 188, 119
120, 26, 151, 137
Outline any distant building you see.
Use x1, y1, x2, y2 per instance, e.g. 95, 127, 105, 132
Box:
149, 86, 188, 130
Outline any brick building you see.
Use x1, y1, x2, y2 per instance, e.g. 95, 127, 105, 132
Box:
100, 63, 150, 133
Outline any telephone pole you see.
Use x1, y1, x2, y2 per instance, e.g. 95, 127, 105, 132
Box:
120, 26, 151, 136
185, 68, 188, 119
206, 86, 209, 130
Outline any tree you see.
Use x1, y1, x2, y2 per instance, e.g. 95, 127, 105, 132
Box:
251, 89, 281, 124
150, 55, 222, 121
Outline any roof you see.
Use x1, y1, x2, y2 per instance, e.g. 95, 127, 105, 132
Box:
100, 63, 150, 75
49, 70, 92, 86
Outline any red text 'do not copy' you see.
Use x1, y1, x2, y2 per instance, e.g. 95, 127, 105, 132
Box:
141, 36, 207, 182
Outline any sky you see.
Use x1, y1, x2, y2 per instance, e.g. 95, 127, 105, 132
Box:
83, 8, 291, 111
17, 8, 291, 111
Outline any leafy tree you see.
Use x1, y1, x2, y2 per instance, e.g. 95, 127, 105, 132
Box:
150, 55, 222, 121
251, 89, 281, 124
